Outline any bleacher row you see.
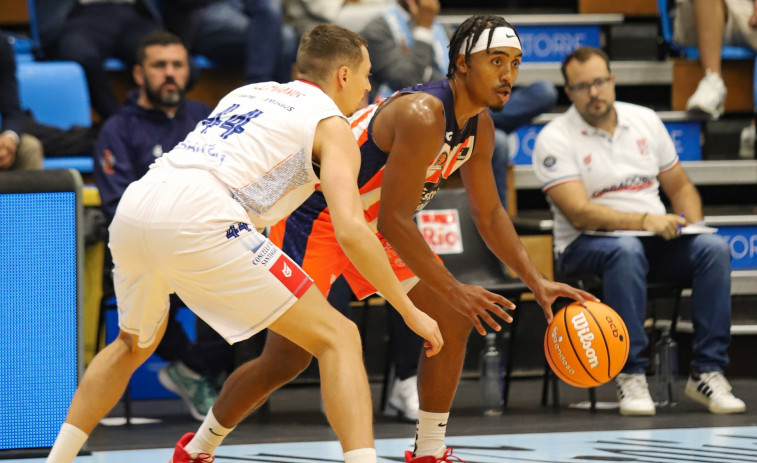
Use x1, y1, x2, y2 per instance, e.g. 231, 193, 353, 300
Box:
5, 2, 757, 332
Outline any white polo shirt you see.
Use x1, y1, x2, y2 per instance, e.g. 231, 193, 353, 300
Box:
532, 102, 679, 254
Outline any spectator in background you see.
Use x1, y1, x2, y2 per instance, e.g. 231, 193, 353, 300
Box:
0, 31, 44, 171
675, 0, 757, 120
532, 46, 745, 416
285, 0, 361, 40
362, 3, 557, 208
675, 0, 757, 157
92, 31, 231, 421
361, 0, 446, 102
34, 0, 211, 121
190, 0, 298, 84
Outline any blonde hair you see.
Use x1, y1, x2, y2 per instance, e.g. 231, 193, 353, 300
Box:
296, 24, 367, 81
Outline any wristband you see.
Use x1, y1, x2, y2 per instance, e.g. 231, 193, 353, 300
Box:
640, 212, 648, 230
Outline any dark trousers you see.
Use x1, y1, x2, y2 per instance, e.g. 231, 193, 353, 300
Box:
54, 4, 160, 119
155, 294, 235, 380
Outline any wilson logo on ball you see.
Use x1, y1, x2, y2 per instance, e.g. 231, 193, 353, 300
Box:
571, 312, 599, 369
544, 301, 629, 388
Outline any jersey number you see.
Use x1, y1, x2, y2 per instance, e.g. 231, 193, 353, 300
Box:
201, 104, 264, 139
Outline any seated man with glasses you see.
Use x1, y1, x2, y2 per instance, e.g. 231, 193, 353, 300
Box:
532, 46, 745, 417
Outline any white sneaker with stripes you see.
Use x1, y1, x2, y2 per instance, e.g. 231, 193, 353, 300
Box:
684, 371, 746, 414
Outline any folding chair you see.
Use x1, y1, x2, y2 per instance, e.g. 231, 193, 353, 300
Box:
422, 188, 531, 407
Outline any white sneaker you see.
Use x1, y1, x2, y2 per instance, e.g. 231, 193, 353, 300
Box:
686, 69, 726, 118
384, 375, 419, 421
684, 371, 746, 414
616, 373, 656, 416
739, 124, 755, 159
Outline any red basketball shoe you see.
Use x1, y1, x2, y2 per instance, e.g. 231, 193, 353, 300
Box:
404, 447, 466, 462
170, 433, 215, 463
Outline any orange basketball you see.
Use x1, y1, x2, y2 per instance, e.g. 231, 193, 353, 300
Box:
544, 300, 629, 388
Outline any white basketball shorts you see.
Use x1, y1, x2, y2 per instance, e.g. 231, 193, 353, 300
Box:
109, 166, 313, 348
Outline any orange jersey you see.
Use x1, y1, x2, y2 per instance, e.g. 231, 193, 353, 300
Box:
271, 80, 478, 299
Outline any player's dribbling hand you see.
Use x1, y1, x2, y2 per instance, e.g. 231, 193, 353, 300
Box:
403, 309, 443, 357
449, 283, 516, 336
531, 278, 599, 324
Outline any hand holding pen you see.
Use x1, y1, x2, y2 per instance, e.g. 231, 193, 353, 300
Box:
676, 213, 687, 235
643, 213, 688, 240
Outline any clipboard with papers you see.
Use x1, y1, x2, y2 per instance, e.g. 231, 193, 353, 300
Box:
583, 224, 718, 237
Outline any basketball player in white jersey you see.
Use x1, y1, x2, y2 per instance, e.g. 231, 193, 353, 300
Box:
44, 24, 442, 463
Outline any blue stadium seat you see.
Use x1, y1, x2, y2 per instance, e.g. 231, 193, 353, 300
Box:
16, 61, 91, 129
658, 0, 756, 108
16, 61, 94, 173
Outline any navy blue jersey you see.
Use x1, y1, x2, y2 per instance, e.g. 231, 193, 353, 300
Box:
276, 79, 479, 271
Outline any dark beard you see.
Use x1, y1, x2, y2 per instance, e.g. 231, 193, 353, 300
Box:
145, 78, 184, 108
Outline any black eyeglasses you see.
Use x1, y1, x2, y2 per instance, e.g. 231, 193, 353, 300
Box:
567, 76, 612, 94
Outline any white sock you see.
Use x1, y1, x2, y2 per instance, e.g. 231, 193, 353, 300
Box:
45, 423, 88, 463
344, 448, 377, 463
186, 408, 234, 456
413, 410, 449, 458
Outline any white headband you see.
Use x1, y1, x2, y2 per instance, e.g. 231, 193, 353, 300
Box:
458, 27, 521, 56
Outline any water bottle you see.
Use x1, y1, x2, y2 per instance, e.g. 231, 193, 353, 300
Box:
480, 333, 504, 416
654, 327, 678, 407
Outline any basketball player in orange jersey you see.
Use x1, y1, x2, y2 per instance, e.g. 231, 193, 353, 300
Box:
172, 15, 597, 463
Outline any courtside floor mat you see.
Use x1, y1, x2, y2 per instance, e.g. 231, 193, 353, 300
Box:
8, 426, 757, 462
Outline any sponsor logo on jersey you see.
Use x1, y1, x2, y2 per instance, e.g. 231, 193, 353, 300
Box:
543, 155, 557, 169
252, 242, 278, 266
637, 137, 649, 156
102, 149, 116, 175
269, 254, 311, 297
591, 175, 655, 198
